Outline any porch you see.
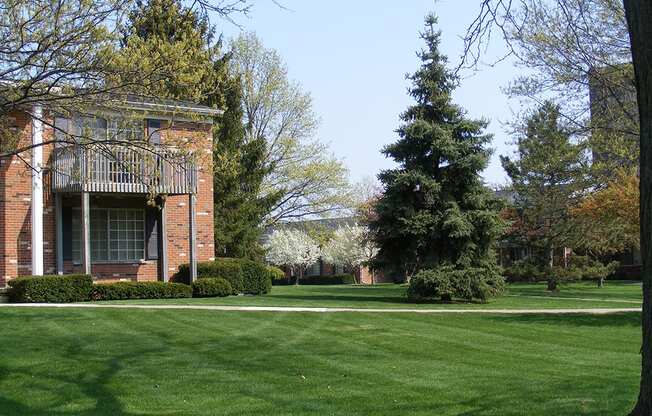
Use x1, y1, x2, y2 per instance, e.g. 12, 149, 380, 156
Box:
50, 144, 200, 282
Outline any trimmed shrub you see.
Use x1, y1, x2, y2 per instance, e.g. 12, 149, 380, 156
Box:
178, 258, 272, 295
407, 265, 505, 303
8, 274, 93, 303
192, 278, 233, 298
240, 260, 272, 295
178, 258, 244, 292
91, 281, 191, 301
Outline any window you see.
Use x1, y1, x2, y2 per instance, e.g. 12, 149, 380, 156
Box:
306, 261, 321, 276
72, 209, 145, 263
108, 119, 143, 142
71, 116, 107, 141
146, 119, 162, 145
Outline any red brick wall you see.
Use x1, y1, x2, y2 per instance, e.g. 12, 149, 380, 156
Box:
164, 121, 215, 281
0, 110, 214, 285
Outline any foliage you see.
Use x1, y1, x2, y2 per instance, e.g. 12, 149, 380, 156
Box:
570, 170, 639, 254
191, 278, 233, 298
267, 266, 286, 281
264, 229, 321, 283
91, 281, 191, 300
178, 257, 271, 295
115, 0, 226, 105
213, 76, 272, 259
407, 265, 505, 303
229, 32, 352, 223
273, 274, 355, 286
503, 259, 548, 283
501, 101, 589, 266
322, 224, 378, 283
178, 259, 243, 290
503, 0, 635, 136
239, 259, 273, 295
370, 15, 505, 282
8, 275, 93, 303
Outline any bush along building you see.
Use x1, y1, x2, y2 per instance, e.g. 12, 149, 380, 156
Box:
0, 97, 217, 286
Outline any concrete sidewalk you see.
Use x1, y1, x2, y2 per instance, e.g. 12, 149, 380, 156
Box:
0, 303, 641, 314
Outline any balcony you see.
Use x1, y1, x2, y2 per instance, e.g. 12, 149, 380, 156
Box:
51, 145, 197, 195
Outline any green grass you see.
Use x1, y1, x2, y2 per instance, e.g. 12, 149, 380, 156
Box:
100, 281, 643, 309
0, 307, 641, 415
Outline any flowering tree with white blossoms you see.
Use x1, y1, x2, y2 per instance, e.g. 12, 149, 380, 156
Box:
264, 229, 321, 285
322, 224, 379, 284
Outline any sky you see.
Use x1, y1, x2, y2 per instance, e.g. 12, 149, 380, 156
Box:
218, 0, 523, 186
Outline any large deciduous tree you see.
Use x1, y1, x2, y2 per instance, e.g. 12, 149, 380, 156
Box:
571, 169, 639, 255
370, 14, 504, 282
229, 32, 352, 224
462, 0, 651, 412
624, 0, 652, 413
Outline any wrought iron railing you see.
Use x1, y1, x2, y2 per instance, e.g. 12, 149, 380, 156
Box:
51, 145, 197, 195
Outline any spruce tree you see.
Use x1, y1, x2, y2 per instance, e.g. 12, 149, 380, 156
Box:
371, 14, 504, 284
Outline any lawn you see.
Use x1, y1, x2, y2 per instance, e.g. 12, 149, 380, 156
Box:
0, 306, 641, 415
100, 280, 643, 309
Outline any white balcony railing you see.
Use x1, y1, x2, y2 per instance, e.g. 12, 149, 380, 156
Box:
51, 145, 197, 195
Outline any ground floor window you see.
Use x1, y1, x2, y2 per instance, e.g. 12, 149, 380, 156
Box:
72, 208, 145, 263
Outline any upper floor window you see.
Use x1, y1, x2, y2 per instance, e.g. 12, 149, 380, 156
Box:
54, 115, 161, 143
72, 115, 107, 142
146, 119, 162, 145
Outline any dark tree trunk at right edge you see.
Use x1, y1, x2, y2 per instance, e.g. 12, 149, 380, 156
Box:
625, 0, 652, 415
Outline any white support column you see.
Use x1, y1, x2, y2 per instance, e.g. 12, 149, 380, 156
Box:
160, 200, 169, 283
81, 192, 91, 275
189, 194, 197, 282
31, 104, 44, 276
55, 193, 63, 275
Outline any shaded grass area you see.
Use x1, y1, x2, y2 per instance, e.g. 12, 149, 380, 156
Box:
508, 281, 642, 301
0, 308, 641, 415
99, 281, 642, 309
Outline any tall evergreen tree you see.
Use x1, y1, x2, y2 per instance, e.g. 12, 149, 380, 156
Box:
371, 14, 504, 281
500, 101, 589, 284
213, 77, 275, 258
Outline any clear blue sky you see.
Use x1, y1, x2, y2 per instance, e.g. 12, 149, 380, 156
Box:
219, 0, 521, 186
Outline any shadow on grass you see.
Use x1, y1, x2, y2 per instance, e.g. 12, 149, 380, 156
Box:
488, 312, 641, 328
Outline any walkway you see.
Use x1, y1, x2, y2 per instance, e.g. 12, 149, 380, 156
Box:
0, 303, 641, 314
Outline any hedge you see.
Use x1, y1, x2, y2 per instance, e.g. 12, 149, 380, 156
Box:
407, 266, 505, 303
8, 274, 93, 303
178, 258, 271, 295
91, 281, 192, 301
273, 274, 355, 286
192, 278, 233, 298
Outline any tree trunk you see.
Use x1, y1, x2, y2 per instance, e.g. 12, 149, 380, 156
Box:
295, 268, 302, 286
598, 277, 605, 289
625, 0, 652, 414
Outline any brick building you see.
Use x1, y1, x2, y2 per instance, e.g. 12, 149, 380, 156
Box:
0, 97, 217, 286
